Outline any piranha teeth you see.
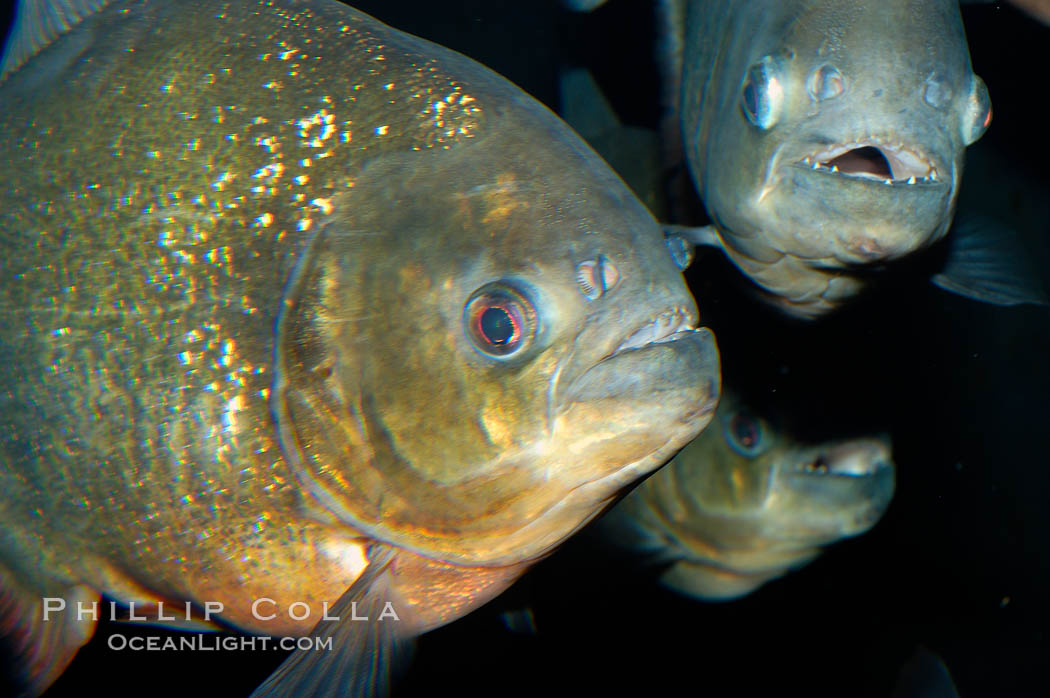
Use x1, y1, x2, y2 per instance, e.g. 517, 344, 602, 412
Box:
613, 308, 698, 354
906, 176, 916, 185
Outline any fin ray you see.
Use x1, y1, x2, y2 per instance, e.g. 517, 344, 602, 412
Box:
0, 0, 111, 80
931, 215, 1049, 307
560, 68, 620, 140
663, 224, 723, 250
250, 544, 414, 697
0, 564, 98, 697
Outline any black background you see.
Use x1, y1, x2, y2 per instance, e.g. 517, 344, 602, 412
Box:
1, 1, 1046, 696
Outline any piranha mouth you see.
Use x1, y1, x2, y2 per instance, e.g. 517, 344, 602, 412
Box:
797, 139, 941, 186
611, 307, 698, 356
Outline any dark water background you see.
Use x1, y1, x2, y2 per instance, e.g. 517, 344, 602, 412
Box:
2, 1, 1045, 696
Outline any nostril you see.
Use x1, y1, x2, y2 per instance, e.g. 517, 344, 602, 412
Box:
576, 255, 620, 301
923, 73, 953, 110
806, 456, 830, 474
808, 64, 844, 102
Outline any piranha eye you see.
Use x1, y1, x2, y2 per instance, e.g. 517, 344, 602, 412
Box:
808, 64, 844, 102
464, 282, 537, 358
665, 234, 694, 270
723, 409, 767, 457
962, 75, 992, 146
740, 55, 784, 130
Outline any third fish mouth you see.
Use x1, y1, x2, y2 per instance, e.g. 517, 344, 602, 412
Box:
799, 140, 941, 185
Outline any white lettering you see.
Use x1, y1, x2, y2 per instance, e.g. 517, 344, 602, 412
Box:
156, 601, 175, 622
288, 601, 310, 621
321, 601, 339, 621
378, 602, 399, 621
127, 601, 146, 621
203, 601, 224, 621
252, 597, 277, 621
76, 601, 98, 622
42, 597, 65, 621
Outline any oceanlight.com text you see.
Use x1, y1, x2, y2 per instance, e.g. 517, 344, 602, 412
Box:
106, 634, 334, 652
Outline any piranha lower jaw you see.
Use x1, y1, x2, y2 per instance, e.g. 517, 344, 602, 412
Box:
798, 140, 941, 186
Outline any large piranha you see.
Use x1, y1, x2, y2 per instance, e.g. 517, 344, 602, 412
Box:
0, 1, 721, 695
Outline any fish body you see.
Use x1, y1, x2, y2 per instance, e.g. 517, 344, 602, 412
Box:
0, 1, 720, 694
669, 0, 991, 317
602, 392, 893, 600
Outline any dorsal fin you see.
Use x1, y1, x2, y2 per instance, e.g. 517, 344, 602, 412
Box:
559, 67, 621, 141
0, 1, 111, 81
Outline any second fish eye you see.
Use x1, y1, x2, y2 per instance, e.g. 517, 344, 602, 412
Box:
962, 75, 992, 145
740, 55, 784, 130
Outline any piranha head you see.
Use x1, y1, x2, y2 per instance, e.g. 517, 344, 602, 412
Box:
652, 393, 894, 600
274, 97, 720, 568
684, 0, 990, 309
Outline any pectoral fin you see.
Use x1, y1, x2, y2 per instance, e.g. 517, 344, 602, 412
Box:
499, 607, 539, 636
109, 605, 224, 633
890, 646, 960, 698
1, 1, 114, 80
0, 563, 98, 697
560, 68, 621, 141
663, 224, 723, 250
249, 544, 414, 698
931, 216, 1049, 307
562, 0, 610, 11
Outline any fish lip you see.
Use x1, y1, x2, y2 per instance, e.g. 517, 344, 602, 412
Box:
606, 306, 700, 358
786, 455, 894, 478
792, 137, 947, 186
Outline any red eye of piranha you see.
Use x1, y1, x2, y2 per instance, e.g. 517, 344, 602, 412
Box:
464, 282, 537, 358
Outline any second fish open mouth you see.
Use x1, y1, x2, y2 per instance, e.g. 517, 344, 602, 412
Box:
798, 141, 940, 185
